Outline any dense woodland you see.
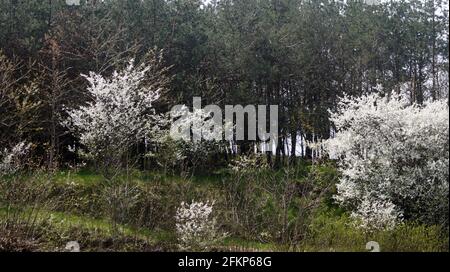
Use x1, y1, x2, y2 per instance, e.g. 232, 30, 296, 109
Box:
0, 0, 449, 252
1, 0, 448, 168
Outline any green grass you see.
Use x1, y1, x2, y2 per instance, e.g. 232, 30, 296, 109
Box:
221, 237, 283, 252
1, 168, 448, 252
53, 169, 103, 186
0, 206, 148, 238
0, 206, 281, 252
54, 169, 223, 186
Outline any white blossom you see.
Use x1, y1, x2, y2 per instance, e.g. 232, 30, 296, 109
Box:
351, 196, 402, 230
164, 106, 228, 170
0, 142, 31, 175
175, 200, 226, 251
65, 59, 165, 162
325, 93, 449, 229
170, 105, 225, 143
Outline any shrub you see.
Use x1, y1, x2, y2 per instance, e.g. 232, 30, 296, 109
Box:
175, 200, 226, 251
0, 142, 31, 176
0, 224, 39, 252
222, 159, 337, 247
325, 93, 449, 229
222, 156, 272, 240
102, 182, 142, 228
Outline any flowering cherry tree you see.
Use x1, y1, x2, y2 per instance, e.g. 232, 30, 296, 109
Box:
65, 53, 169, 175
326, 93, 449, 229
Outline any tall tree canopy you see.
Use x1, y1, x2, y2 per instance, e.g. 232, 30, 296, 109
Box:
0, 0, 448, 166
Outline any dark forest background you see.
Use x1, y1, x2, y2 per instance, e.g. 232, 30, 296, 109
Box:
1, 0, 449, 169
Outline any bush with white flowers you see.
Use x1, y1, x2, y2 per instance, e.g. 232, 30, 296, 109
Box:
0, 142, 31, 175
166, 106, 228, 172
350, 196, 403, 231
175, 200, 225, 251
326, 93, 449, 229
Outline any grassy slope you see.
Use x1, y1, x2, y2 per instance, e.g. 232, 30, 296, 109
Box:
1, 170, 280, 252
1, 170, 448, 252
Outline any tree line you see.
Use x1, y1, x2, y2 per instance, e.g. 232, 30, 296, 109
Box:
0, 0, 448, 169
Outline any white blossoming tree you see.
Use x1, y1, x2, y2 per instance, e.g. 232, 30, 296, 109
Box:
149, 106, 228, 174
326, 93, 449, 230
65, 52, 169, 177
171, 106, 228, 172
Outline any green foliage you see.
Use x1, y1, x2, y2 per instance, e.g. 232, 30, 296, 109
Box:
1, 0, 448, 252
220, 159, 338, 246
303, 211, 448, 252
0, 165, 448, 252
2, 0, 449, 165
